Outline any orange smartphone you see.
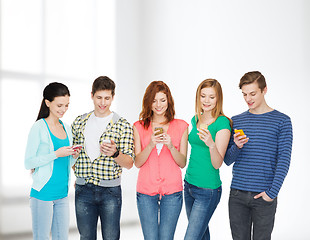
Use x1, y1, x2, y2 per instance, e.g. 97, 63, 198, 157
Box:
234, 129, 245, 136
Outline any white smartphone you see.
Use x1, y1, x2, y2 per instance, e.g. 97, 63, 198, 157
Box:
102, 139, 111, 144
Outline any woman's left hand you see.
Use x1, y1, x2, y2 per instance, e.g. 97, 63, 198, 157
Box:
161, 133, 174, 149
72, 147, 81, 159
72, 148, 81, 159
197, 128, 215, 148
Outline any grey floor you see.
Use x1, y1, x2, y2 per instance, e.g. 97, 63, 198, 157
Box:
1, 219, 190, 240
0, 222, 144, 240
1, 218, 193, 240
1, 197, 189, 240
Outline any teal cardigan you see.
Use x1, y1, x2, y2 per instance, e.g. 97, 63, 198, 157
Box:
24, 119, 76, 191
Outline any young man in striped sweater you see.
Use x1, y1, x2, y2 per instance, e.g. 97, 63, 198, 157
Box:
224, 71, 293, 240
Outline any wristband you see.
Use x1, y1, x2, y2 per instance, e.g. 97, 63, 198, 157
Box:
111, 149, 120, 158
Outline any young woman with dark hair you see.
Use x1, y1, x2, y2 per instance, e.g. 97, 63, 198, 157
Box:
25, 82, 80, 240
133, 81, 188, 240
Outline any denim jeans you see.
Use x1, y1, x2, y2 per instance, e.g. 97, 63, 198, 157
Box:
30, 197, 69, 240
228, 188, 277, 240
136, 191, 183, 240
184, 180, 222, 240
75, 183, 122, 240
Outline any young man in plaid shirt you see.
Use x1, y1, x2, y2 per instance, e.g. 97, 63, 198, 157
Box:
72, 76, 134, 240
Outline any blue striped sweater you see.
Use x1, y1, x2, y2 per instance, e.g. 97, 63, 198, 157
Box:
224, 110, 293, 199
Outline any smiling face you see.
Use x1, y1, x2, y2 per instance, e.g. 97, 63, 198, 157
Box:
92, 90, 114, 117
241, 82, 267, 112
45, 95, 70, 119
200, 87, 217, 113
152, 91, 168, 117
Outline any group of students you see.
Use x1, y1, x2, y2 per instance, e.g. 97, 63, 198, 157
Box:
24, 71, 293, 240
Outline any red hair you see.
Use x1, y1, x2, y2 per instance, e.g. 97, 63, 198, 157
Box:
139, 81, 175, 129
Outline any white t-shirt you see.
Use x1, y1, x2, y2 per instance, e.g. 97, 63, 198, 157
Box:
84, 112, 113, 161
156, 143, 163, 155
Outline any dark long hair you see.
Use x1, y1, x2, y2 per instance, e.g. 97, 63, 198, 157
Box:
36, 82, 70, 121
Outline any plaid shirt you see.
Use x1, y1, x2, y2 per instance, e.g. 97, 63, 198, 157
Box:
71, 111, 134, 186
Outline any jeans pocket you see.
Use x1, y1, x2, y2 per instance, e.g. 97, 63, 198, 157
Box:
259, 196, 276, 205
166, 191, 183, 204
75, 184, 83, 196
172, 191, 183, 197
107, 186, 122, 199
230, 188, 239, 197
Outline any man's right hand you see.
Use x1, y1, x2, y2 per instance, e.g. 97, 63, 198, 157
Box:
234, 130, 249, 149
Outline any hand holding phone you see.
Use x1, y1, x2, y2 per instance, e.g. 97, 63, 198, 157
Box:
234, 129, 248, 149
72, 144, 82, 150
200, 123, 208, 130
100, 139, 117, 156
101, 139, 111, 144
234, 129, 245, 137
154, 127, 164, 136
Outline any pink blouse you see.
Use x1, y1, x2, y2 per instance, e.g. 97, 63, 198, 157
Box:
134, 119, 188, 196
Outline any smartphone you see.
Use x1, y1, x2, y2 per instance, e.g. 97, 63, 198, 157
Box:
234, 129, 245, 136
102, 139, 111, 144
72, 144, 82, 150
154, 127, 164, 136
200, 123, 208, 130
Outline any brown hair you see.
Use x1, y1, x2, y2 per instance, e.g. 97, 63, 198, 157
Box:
195, 79, 232, 126
139, 81, 175, 129
239, 71, 266, 92
92, 76, 115, 96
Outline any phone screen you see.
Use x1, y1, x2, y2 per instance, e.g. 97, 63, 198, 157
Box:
234, 129, 245, 136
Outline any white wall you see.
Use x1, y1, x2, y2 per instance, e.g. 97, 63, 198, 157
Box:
114, 0, 310, 239
1, 0, 309, 239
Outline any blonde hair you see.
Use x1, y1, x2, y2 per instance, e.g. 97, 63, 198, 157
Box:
195, 79, 232, 126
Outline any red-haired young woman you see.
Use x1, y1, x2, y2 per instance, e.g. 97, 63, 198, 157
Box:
133, 81, 188, 239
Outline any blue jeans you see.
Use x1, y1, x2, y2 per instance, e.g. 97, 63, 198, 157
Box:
75, 183, 122, 240
30, 197, 69, 240
184, 180, 222, 240
136, 191, 183, 240
229, 188, 277, 240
